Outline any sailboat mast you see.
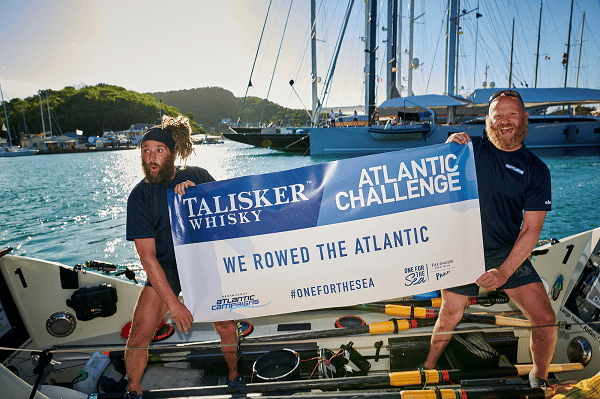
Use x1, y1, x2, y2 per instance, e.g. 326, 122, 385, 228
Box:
311, 0, 318, 123
21, 103, 28, 137
386, 0, 399, 99
38, 91, 46, 134
564, 0, 574, 87
508, 19, 514, 88
534, 0, 542, 88
575, 11, 585, 88
158, 92, 162, 120
0, 85, 13, 146
397, 0, 402, 96
407, 0, 414, 97
365, 0, 377, 121
446, 0, 458, 123
45, 91, 53, 137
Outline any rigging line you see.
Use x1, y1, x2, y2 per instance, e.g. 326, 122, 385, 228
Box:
473, 0, 480, 91
288, 0, 326, 115
238, 0, 273, 126
425, 3, 449, 94
318, 0, 355, 109
260, 0, 295, 123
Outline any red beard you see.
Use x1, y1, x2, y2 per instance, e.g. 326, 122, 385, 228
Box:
485, 117, 528, 151
142, 152, 176, 185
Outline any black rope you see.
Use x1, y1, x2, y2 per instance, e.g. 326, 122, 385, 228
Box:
29, 349, 53, 399
389, 318, 399, 333
419, 366, 427, 388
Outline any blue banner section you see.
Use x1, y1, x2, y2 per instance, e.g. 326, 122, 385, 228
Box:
317, 142, 477, 225
169, 163, 329, 245
169, 143, 477, 245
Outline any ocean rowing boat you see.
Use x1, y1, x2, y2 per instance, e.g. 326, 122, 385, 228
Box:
1, 226, 599, 398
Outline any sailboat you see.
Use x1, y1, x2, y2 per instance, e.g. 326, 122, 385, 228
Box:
227, 0, 600, 156
0, 86, 38, 157
307, 0, 600, 156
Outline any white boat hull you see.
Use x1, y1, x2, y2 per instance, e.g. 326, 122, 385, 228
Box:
308, 119, 600, 156
1, 226, 600, 394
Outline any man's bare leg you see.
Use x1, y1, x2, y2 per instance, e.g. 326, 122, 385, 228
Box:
505, 283, 557, 381
125, 286, 168, 394
423, 290, 468, 369
214, 320, 240, 382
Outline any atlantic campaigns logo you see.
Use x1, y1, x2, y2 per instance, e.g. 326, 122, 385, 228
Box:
212, 293, 270, 312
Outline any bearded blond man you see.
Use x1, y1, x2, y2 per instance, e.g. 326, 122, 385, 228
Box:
422, 90, 557, 389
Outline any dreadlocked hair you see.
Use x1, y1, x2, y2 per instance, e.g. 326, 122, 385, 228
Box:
161, 115, 195, 166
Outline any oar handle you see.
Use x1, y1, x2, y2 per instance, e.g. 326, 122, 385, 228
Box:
514, 362, 584, 375
368, 319, 436, 334
384, 304, 436, 319
461, 313, 531, 327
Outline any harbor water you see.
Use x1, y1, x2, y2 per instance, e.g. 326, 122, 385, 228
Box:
1, 141, 599, 268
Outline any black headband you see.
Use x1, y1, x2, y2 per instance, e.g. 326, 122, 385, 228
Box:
140, 127, 175, 151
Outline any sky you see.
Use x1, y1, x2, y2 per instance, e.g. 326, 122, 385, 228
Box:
1, 0, 599, 113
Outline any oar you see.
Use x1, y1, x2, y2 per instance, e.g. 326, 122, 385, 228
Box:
397, 386, 546, 399
162, 318, 438, 351
94, 387, 546, 399
53, 318, 438, 354
92, 363, 581, 398
348, 303, 531, 328
54, 310, 529, 355
0, 247, 14, 257
388, 362, 581, 386
372, 295, 510, 308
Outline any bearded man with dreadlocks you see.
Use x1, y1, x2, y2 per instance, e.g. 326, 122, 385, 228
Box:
125, 115, 244, 398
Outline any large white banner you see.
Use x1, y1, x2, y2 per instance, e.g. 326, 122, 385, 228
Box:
168, 143, 484, 322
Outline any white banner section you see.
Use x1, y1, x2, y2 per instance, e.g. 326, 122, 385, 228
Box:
169, 143, 484, 322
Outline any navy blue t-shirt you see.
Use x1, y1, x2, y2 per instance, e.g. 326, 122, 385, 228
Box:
472, 136, 551, 252
126, 166, 215, 269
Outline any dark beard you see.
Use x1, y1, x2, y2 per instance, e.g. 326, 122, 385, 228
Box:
142, 153, 176, 185
485, 117, 528, 151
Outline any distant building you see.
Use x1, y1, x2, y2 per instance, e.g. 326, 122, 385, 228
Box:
63, 131, 88, 146
21, 133, 77, 152
112, 123, 154, 146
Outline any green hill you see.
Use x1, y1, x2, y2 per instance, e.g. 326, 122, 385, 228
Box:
1, 84, 183, 142
147, 87, 311, 130
1, 84, 311, 145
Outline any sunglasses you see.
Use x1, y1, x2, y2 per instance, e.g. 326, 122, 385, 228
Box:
488, 90, 524, 107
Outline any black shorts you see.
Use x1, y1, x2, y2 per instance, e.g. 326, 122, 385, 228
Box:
144, 266, 182, 295
446, 245, 543, 296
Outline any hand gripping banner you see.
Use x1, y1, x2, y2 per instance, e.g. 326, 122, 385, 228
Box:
168, 143, 484, 322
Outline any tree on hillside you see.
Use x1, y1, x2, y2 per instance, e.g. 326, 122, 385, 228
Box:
148, 87, 309, 131
1, 84, 201, 138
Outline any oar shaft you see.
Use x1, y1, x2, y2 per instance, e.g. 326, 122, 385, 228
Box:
353, 304, 436, 319
353, 304, 526, 327
514, 362, 584, 375
399, 386, 545, 399
388, 363, 583, 386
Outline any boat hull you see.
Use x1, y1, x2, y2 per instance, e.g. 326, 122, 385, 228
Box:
309, 119, 600, 156
223, 132, 310, 153
2, 226, 600, 393
0, 149, 38, 157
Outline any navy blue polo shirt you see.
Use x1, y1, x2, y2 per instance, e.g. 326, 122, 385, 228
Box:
472, 136, 551, 252
126, 166, 215, 269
